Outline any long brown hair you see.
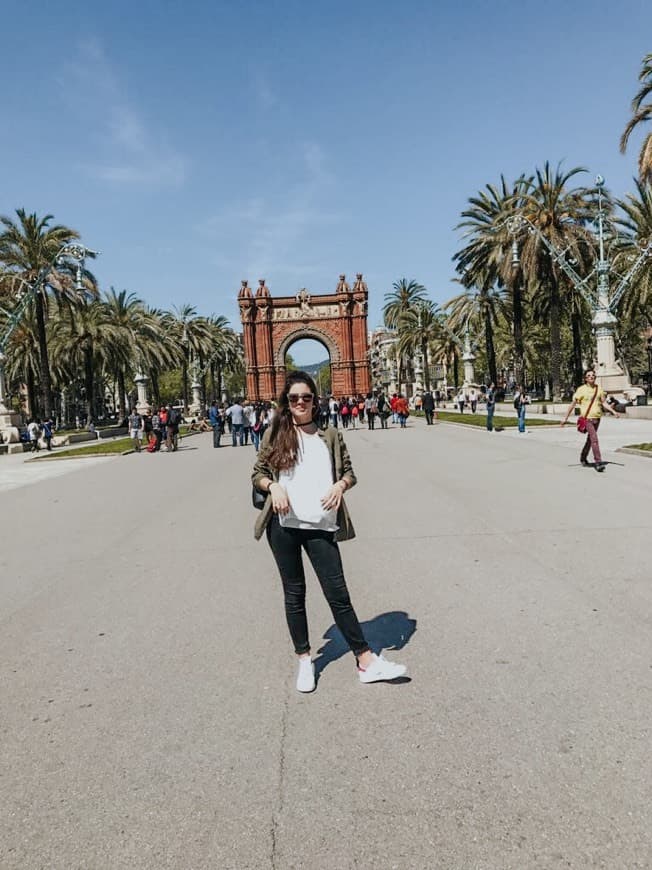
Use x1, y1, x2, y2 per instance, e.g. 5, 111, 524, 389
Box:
267, 371, 319, 471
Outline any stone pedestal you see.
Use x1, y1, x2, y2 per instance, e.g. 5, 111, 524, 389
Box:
134, 373, 150, 416
462, 329, 476, 385
593, 314, 633, 394
0, 356, 21, 444
463, 356, 475, 386
189, 380, 202, 418
0, 409, 21, 444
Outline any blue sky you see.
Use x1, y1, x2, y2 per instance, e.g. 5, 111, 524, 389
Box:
3, 0, 651, 364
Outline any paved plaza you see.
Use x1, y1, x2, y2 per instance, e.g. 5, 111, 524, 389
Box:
2, 416, 652, 869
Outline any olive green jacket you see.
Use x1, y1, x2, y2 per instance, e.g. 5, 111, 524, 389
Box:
251, 426, 357, 542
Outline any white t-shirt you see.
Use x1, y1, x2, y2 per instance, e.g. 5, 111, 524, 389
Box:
278, 433, 338, 531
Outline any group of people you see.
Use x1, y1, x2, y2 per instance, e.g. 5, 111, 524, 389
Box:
128, 405, 183, 453
321, 393, 393, 430
205, 391, 423, 450
24, 418, 54, 451
208, 400, 276, 450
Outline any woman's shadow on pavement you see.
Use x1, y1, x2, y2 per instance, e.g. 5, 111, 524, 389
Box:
314, 610, 416, 682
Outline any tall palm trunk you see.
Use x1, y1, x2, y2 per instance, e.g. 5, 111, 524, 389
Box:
216, 365, 223, 401
84, 344, 95, 422
34, 293, 53, 418
452, 353, 459, 388
421, 338, 430, 389
571, 311, 583, 388
150, 369, 160, 409
25, 364, 37, 419
210, 367, 217, 403
512, 275, 525, 385
181, 360, 188, 409
485, 309, 498, 385
549, 278, 562, 400
117, 370, 127, 419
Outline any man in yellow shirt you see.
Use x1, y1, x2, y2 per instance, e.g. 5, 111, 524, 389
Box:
561, 369, 618, 471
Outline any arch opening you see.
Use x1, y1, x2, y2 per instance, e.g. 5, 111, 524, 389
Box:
283, 337, 332, 396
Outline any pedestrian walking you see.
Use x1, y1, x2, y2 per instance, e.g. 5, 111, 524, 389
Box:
128, 409, 142, 452
396, 394, 409, 428
166, 405, 181, 451
469, 388, 478, 413
364, 392, 376, 430
390, 393, 399, 424
318, 396, 330, 429
209, 401, 222, 448
251, 405, 265, 451
456, 389, 466, 413
251, 371, 407, 693
244, 400, 257, 445
151, 410, 162, 451
328, 396, 339, 428
485, 383, 496, 431
340, 399, 350, 429
422, 390, 435, 425
27, 419, 41, 452
350, 401, 359, 429
560, 369, 619, 471
227, 399, 245, 446
377, 392, 389, 429
42, 418, 54, 450
513, 386, 529, 433
159, 406, 168, 446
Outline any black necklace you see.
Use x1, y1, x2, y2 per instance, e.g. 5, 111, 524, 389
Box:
294, 420, 316, 428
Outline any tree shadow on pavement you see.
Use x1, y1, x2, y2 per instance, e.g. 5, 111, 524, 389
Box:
313, 610, 417, 681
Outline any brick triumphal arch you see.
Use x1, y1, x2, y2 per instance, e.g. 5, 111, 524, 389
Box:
238, 274, 371, 401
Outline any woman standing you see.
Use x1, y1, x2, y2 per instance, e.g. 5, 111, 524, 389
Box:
252, 372, 407, 692
513, 385, 530, 433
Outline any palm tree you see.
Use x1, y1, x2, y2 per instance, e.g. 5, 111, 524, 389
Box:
161, 305, 215, 408
103, 288, 153, 419
620, 53, 652, 185
49, 300, 122, 422
614, 178, 652, 322
396, 300, 442, 389
202, 316, 241, 403
454, 175, 531, 384
383, 279, 427, 391
444, 279, 505, 386
2, 318, 41, 416
429, 327, 460, 390
519, 162, 595, 399
0, 209, 96, 417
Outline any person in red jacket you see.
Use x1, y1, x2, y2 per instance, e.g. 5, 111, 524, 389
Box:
390, 393, 400, 424
395, 395, 409, 428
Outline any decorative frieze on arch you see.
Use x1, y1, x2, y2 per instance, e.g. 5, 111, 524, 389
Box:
238, 274, 370, 400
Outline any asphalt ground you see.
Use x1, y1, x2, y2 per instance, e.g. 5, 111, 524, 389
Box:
1, 417, 651, 869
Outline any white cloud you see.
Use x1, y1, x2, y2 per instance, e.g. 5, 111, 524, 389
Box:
60, 39, 187, 189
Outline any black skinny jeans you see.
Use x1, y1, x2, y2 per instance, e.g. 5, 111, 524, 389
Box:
266, 515, 369, 657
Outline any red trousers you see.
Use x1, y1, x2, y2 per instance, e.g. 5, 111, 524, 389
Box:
580, 418, 601, 463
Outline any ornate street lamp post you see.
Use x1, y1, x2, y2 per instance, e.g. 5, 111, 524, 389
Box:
508, 175, 652, 395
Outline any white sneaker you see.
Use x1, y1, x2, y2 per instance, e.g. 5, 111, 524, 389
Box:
296, 658, 315, 693
358, 653, 407, 683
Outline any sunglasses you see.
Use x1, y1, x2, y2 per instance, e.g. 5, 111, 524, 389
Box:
288, 393, 314, 404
